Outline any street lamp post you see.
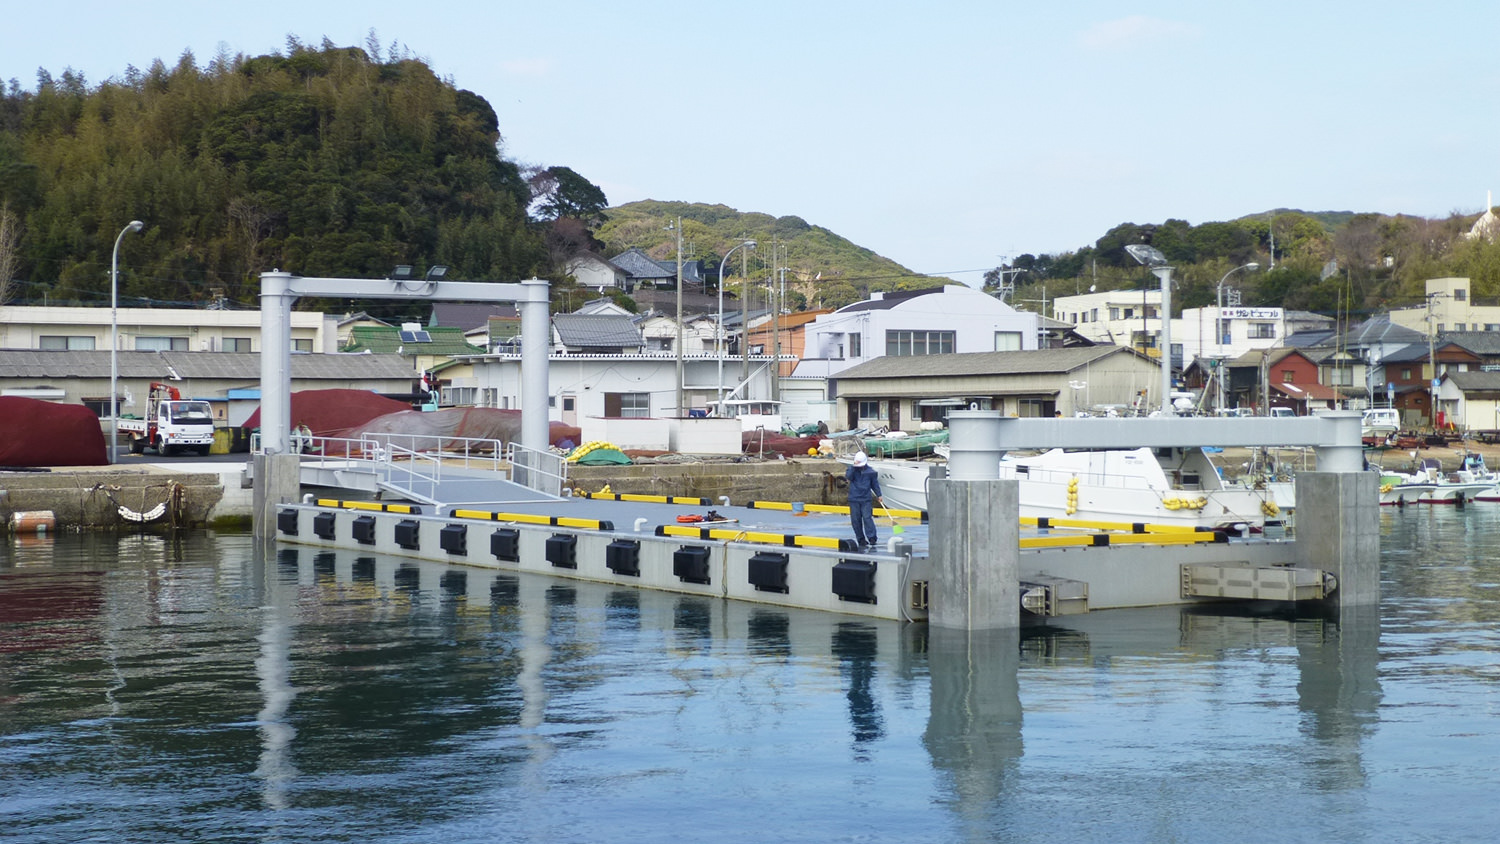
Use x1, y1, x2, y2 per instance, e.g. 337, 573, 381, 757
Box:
110, 220, 144, 463
1215, 262, 1259, 411
1125, 244, 1174, 415
717, 240, 756, 407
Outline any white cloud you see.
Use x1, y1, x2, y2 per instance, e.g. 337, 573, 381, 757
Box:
1078, 16, 1200, 50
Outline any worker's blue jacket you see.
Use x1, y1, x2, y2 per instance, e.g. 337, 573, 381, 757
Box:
845, 464, 883, 503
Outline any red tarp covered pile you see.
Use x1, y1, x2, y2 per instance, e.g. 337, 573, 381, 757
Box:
347, 408, 581, 450
241, 389, 414, 437
0, 397, 109, 467
242, 390, 581, 452
742, 430, 822, 458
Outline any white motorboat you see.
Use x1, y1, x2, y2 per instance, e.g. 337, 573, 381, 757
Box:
1375, 472, 1436, 506
864, 446, 1282, 530
1463, 453, 1500, 502
1411, 458, 1496, 504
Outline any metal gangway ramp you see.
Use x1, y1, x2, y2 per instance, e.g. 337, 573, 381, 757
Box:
288, 434, 568, 510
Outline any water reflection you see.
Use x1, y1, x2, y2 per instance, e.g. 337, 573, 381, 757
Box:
0, 511, 1495, 843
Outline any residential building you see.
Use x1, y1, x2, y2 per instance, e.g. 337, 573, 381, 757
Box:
563, 252, 631, 292
1389, 277, 1500, 334
464, 350, 775, 425
829, 346, 1160, 430
1049, 288, 1164, 351
0, 305, 337, 354
792, 286, 1040, 382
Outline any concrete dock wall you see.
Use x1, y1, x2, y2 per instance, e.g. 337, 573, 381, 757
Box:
274, 503, 922, 622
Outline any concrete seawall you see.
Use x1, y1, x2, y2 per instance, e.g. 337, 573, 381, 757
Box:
1, 463, 254, 531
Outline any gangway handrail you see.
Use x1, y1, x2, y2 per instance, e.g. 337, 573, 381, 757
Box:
506, 441, 567, 497
375, 440, 442, 502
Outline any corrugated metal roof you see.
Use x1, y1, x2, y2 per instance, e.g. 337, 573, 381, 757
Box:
553, 314, 644, 349
833, 345, 1142, 380
0, 349, 416, 380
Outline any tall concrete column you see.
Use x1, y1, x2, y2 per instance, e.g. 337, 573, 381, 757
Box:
1294, 470, 1380, 607
520, 277, 550, 456
928, 478, 1020, 630
258, 272, 297, 456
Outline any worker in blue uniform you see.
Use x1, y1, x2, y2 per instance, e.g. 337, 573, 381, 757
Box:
845, 451, 883, 550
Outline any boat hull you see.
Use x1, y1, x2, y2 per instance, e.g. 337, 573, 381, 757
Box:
870, 448, 1279, 530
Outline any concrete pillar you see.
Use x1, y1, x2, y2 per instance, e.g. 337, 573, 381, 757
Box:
258, 272, 297, 456
252, 453, 302, 540
928, 478, 1019, 630
1294, 470, 1380, 607
521, 277, 551, 456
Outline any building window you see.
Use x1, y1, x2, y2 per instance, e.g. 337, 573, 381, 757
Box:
849, 332, 861, 358
223, 337, 251, 352
604, 392, 650, 418
857, 400, 881, 419
1454, 288, 1467, 301
135, 336, 188, 351
1282, 369, 1295, 382
994, 331, 1022, 351
1326, 367, 1354, 387
292, 338, 313, 352
441, 386, 476, 406
1017, 398, 1047, 418
1402, 368, 1412, 380
39, 335, 95, 350
81, 397, 115, 417
885, 330, 954, 356
1248, 323, 1276, 339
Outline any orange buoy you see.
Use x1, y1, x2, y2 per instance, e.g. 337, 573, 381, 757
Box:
10, 511, 57, 533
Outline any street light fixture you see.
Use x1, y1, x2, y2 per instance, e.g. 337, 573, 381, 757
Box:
1215, 262, 1259, 411
110, 220, 144, 464
1124, 244, 1174, 415
717, 240, 756, 407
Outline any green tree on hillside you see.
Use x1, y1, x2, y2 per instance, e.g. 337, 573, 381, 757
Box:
0, 41, 551, 311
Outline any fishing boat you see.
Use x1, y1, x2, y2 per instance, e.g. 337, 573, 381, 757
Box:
1412, 458, 1496, 504
862, 446, 1283, 531
1375, 471, 1436, 506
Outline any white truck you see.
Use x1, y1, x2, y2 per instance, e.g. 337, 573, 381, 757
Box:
119, 382, 216, 456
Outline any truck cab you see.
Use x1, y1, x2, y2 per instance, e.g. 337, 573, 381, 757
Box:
120, 382, 216, 456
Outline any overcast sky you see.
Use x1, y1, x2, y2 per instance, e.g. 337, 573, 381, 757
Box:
7, 1, 1499, 285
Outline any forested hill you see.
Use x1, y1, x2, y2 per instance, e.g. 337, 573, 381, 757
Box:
0, 42, 546, 308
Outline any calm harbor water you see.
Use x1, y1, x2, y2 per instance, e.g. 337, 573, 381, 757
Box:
2, 507, 1497, 844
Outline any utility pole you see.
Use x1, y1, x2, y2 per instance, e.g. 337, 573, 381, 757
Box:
772, 242, 785, 402
741, 242, 752, 385
673, 216, 684, 417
